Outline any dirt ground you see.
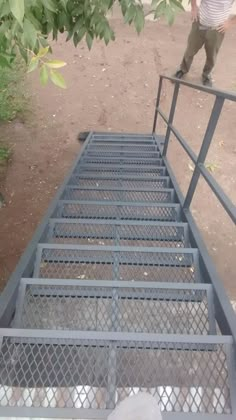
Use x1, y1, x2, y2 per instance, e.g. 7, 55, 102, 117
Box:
0, 12, 235, 299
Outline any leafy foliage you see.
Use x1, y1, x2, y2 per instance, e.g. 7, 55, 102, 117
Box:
0, 0, 184, 58
0, 0, 184, 85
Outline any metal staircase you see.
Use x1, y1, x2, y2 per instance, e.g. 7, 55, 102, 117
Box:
0, 76, 236, 419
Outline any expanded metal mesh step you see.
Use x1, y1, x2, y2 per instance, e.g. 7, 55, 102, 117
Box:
62, 187, 174, 203
54, 201, 180, 221
89, 139, 156, 145
67, 183, 171, 192
14, 279, 215, 334
85, 148, 160, 156
69, 175, 171, 188
0, 330, 232, 416
34, 245, 199, 282
75, 164, 167, 175
80, 157, 163, 166
91, 133, 155, 138
90, 136, 156, 144
48, 220, 188, 247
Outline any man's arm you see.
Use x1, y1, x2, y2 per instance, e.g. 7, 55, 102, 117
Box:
191, 0, 199, 22
217, 15, 236, 33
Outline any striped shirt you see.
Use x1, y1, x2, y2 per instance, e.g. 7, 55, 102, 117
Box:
199, 0, 234, 28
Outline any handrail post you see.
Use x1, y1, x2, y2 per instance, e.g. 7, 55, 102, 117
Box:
152, 76, 163, 134
184, 96, 225, 210
162, 82, 180, 156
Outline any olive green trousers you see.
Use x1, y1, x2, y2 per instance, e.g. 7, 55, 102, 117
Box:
180, 21, 224, 78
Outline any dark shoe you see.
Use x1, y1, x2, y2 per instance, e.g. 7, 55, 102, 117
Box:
174, 70, 185, 79
202, 76, 212, 87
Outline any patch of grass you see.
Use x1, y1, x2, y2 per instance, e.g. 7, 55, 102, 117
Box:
0, 61, 27, 121
0, 145, 12, 192
0, 146, 11, 164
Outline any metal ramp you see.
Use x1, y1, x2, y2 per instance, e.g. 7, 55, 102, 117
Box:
0, 77, 236, 419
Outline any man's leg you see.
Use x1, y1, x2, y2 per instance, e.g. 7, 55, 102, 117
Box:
202, 30, 224, 84
179, 22, 205, 75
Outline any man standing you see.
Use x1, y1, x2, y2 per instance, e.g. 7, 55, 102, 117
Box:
174, 0, 236, 86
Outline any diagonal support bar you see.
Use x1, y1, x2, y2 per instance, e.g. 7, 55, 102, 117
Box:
163, 83, 180, 156
152, 76, 163, 133
183, 96, 225, 209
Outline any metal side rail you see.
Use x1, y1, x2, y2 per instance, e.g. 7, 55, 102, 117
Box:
0, 126, 235, 418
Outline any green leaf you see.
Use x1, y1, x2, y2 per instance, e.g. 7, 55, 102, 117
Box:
41, 0, 57, 13
39, 37, 49, 48
10, 19, 20, 36
18, 45, 28, 63
25, 11, 43, 31
46, 59, 67, 68
37, 46, 50, 58
103, 25, 115, 45
58, 11, 67, 30
154, 0, 166, 19
104, 27, 111, 45
124, 4, 136, 24
28, 56, 39, 72
96, 20, 106, 37
9, 0, 25, 25
50, 69, 66, 88
40, 64, 49, 85
170, 0, 185, 11
86, 33, 93, 50
60, 0, 68, 11
23, 18, 38, 49
73, 26, 86, 46
134, 6, 145, 34
165, 5, 175, 25
0, 2, 11, 16
73, 18, 84, 34
120, 0, 128, 17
